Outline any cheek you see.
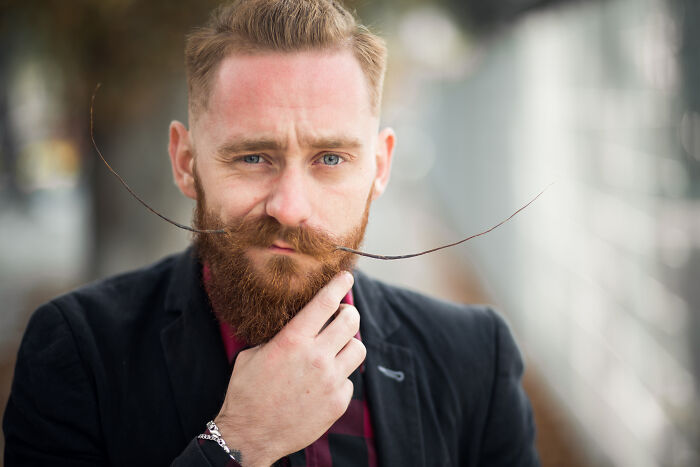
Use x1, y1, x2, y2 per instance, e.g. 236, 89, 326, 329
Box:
196, 165, 270, 222
321, 162, 375, 224
217, 180, 271, 222
314, 182, 372, 236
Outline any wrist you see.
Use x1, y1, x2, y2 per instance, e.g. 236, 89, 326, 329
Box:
198, 420, 247, 465
213, 415, 275, 467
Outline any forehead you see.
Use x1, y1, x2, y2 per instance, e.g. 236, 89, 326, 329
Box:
202, 49, 373, 139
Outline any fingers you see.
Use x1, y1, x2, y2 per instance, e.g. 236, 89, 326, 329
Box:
316, 304, 360, 355
335, 337, 366, 379
284, 271, 354, 338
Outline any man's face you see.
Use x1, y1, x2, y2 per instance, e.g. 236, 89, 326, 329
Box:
169, 48, 394, 342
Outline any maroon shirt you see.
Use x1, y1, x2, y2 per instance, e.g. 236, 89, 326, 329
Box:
199, 265, 377, 467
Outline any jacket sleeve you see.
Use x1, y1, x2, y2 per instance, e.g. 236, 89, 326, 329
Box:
2, 303, 232, 467
171, 438, 242, 466
3, 303, 108, 465
478, 309, 540, 467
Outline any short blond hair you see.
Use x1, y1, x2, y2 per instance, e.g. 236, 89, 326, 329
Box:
185, 0, 387, 117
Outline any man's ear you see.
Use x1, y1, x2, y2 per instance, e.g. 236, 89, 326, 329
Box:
372, 127, 396, 200
168, 121, 197, 200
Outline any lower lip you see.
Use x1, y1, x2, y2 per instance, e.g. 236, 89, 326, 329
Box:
269, 246, 296, 255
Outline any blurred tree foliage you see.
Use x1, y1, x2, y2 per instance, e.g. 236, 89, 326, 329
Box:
1, 0, 227, 127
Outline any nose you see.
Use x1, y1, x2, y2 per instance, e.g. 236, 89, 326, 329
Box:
265, 166, 312, 227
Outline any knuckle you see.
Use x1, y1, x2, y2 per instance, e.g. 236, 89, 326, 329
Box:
274, 331, 301, 350
316, 292, 338, 312
345, 378, 355, 396
354, 340, 367, 360
310, 351, 328, 371
347, 307, 360, 332
339, 306, 359, 331
233, 348, 252, 365
322, 372, 337, 393
331, 387, 351, 416
347, 339, 366, 365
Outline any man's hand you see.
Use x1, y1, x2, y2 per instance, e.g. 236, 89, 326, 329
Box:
213, 271, 365, 467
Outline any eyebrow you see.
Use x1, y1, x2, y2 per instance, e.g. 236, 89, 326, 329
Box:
302, 135, 364, 150
216, 134, 364, 156
217, 138, 285, 156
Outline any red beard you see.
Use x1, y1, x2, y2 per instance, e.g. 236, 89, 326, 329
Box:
193, 174, 370, 346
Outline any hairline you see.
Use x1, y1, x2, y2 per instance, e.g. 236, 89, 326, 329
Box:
188, 43, 381, 125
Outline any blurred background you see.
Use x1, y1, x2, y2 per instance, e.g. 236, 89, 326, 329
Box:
1, 0, 699, 465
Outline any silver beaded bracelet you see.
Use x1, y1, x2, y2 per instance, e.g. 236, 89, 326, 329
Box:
197, 420, 242, 463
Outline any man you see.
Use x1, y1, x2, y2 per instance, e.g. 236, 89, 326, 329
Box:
3, 1, 539, 466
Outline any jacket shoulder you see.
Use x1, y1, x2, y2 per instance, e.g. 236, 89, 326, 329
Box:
358, 271, 504, 342
30, 251, 192, 351
58, 251, 182, 301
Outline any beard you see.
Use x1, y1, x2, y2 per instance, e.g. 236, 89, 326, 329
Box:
193, 175, 370, 346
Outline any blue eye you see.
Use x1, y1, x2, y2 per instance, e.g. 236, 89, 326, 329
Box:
321, 153, 341, 166
243, 155, 262, 164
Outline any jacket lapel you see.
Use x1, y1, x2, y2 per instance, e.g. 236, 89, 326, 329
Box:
353, 271, 426, 467
160, 248, 230, 441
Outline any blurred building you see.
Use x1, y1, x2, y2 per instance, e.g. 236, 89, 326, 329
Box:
366, 0, 700, 465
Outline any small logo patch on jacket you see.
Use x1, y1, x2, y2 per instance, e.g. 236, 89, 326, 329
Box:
377, 365, 405, 382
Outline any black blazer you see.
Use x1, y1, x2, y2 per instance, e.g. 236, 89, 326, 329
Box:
4, 248, 538, 466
